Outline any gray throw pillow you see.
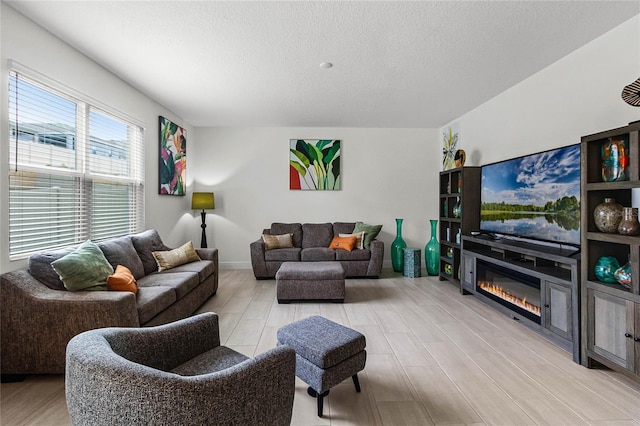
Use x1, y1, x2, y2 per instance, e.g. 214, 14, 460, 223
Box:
131, 229, 169, 276
98, 236, 146, 280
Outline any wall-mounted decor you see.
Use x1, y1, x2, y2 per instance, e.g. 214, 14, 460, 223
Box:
442, 123, 459, 171
290, 139, 341, 190
159, 116, 186, 196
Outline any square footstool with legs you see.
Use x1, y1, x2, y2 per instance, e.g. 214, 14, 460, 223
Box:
277, 315, 366, 417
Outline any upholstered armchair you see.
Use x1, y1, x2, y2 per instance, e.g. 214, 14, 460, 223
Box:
65, 312, 296, 426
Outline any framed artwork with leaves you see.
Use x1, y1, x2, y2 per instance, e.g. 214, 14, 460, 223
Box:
442, 123, 459, 171
289, 139, 341, 190
159, 116, 186, 196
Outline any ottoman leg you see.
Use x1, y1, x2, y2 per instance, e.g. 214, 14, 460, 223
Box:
352, 373, 361, 392
307, 387, 330, 417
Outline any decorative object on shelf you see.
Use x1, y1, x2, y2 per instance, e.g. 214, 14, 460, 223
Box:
614, 260, 632, 289
452, 197, 461, 218
446, 246, 454, 258
594, 256, 621, 283
425, 220, 440, 276
455, 228, 461, 244
601, 137, 628, 182
443, 199, 448, 217
159, 116, 187, 196
454, 149, 466, 168
457, 175, 462, 193
617, 207, 640, 236
621, 77, 640, 107
391, 218, 407, 273
191, 192, 215, 248
290, 139, 341, 190
444, 263, 452, 276
441, 123, 459, 170
593, 197, 623, 233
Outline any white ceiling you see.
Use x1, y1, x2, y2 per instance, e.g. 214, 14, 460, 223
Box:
5, 1, 640, 128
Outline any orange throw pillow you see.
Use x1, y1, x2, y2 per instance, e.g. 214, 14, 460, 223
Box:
328, 235, 357, 251
107, 265, 138, 294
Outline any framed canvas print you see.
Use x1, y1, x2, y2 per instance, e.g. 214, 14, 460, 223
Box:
290, 139, 341, 190
159, 116, 186, 195
442, 122, 459, 171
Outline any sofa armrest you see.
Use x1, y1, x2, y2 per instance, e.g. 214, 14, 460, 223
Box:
195, 247, 218, 263
367, 239, 385, 277
250, 239, 269, 278
1, 270, 139, 375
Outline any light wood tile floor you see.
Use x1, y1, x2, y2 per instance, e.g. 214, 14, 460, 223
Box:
2, 269, 640, 425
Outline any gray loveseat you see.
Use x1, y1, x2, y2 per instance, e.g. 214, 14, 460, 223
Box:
250, 222, 383, 279
0, 229, 218, 376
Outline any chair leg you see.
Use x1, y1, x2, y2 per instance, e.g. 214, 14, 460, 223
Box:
307, 387, 330, 417
352, 373, 361, 392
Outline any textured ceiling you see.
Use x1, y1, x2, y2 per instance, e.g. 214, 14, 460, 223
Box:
5, 1, 640, 128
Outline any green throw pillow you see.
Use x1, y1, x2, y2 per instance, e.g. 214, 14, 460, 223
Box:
51, 240, 114, 291
353, 221, 382, 249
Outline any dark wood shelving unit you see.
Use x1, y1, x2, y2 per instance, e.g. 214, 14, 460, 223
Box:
438, 167, 480, 288
580, 122, 640, 381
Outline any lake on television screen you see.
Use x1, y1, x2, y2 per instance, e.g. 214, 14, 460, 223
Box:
480, 213, 580, 245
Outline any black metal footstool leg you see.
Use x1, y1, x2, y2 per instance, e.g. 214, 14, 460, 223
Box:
352, 373, 361, 392
307, 387, 330, 417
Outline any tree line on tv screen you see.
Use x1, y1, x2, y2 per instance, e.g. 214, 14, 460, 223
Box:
481, 196, 580, 231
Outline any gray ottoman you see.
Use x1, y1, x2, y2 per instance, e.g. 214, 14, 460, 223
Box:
277, 315, 366, 417
276, 262, 345, 303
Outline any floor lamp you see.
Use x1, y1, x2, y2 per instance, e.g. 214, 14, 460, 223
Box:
191, 192, 215, 248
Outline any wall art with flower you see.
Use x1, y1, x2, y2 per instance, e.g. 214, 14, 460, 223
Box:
442, 122, 459, 171
290, 139, 341, 190
159, 116, 186, 196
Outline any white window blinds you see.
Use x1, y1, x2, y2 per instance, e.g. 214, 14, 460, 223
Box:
8, 71, 145, 257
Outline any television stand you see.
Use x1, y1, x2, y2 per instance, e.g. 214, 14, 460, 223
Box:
461, 235, 580, 363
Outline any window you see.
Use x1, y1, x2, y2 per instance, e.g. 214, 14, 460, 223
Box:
8, 71, 144, 257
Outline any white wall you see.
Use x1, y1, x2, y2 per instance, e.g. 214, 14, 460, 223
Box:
190, 127, 438, 268
0, 3, 191, 273
452, 15, 640, 167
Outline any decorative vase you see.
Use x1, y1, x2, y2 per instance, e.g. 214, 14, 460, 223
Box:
594, 256, 621, 283
391, 218, 407, 273
601, 137, 628, 182
425, 220, 440, 276
593, 198, 623, 233
452, 197, 461, 218
614, 261, 632, 290
443, 199, 448, 217
617, 207, 640, 236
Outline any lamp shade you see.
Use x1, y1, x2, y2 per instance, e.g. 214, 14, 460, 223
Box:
191, 192, 215, 210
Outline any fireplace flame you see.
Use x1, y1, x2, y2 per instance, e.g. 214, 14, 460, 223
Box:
478, 281, 541, 317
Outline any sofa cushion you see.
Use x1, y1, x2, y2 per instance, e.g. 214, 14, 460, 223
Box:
98, 236, 146, 280
333, 222, 356, 235
107, 265, 138, 294
51, 240, 114, 291
152, 241, 201, 272
301, 247, 335, 262
136, 286, 177, 324
162, 260, 215, 283
335, 248, 371, 261
131, 229, 170, 276
302, 223, 334, 248
265, 248, 301, 262
28, 246, 76, 291
138, 271, 200, 300
329, 236, 357, 251
339, 232, 364, 250
270, 223, 303, 248
262, 233, 294, 250
353, 222, 383, 249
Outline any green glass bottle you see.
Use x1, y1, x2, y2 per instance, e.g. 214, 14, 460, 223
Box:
425, 220, 440, 276
391, 218, 407, 272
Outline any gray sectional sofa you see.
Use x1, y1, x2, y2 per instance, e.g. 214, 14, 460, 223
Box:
0, 229, 218, 376
250, 222, 384, 279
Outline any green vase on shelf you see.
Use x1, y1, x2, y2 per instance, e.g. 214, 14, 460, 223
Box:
391, 218, 407, 273
425, 220, 440, 276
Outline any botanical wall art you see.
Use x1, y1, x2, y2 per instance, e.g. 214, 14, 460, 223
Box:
289, 139, 341, 190
442, 122, 459, 171
159, 116, 186, 196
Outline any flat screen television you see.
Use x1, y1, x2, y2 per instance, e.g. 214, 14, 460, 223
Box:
480, 144, 581, 247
